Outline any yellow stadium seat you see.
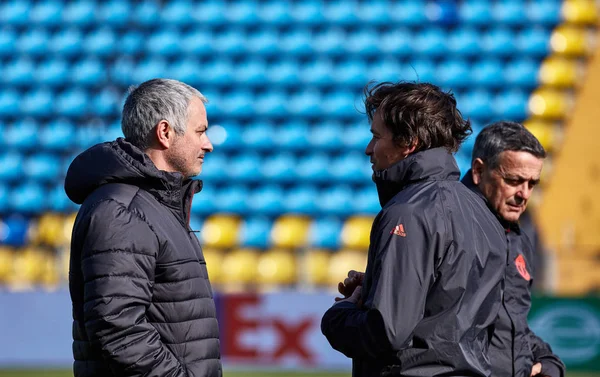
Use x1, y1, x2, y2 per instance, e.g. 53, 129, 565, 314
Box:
270, 215, 311, 248
201, 214, 241, 248
11, 247, 46, 286
0, 247, 14, 283
341, 216, 374, 250
41, 253, 60, 289
523, 119, 560, 152
327, 249, 368, 287
302, 249, 331, 286
528, 89, 572, 119
551, 26, 593, 56
202, 248, 224, 285
562, 0, 599, 25
62, 213, 77, 247
257, 249, 297, 286
539, 58, 581, 88
221, 248, 259, 285
34, 213, 69, 247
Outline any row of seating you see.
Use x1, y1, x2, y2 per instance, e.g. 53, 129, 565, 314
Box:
1, 0, 576, 28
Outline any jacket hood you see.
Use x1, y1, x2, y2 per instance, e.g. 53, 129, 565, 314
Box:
373, 147, 460, 207
64, 138, 202, 208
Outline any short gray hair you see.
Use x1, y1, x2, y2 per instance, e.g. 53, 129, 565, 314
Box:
121, 78, 207, 150
472, 121, 546, 170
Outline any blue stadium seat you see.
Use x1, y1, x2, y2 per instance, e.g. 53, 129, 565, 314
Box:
0, 152, 24, 182
342, 121, 371, 151
295, 153, 331, 183
1, 0, 30, 26
213, 184, 249, 214
193, 1, 226, 26
111, 57, 136, 86
247, 185, 285, 216
23, 153, 61, 182
190, 183, 216, 215
99, 1, 129, 26
368, 59, 403, 83
189, 215, 203, 233
39, 119, 75, 151
83, 28, 116, 56
224, 0, 258, 25
234, 59, 267, 86
93, 88, 120, 116
239, 216, 273, 248
161, 1, 194, 25
4, 58, 34, 86
391, 1, 427, 25
0, 215, 30, 247
447, 27, 481, 57
75, 122, 106, 149
287, 89, 322, 116
345, 29, 380, 56
455, 153, 472, 178
323, 1, 358, 25
401, 59, 436, 83
200, 152, 228, 182
255, 90, 287, 117
208, 122, 242, 151
71, 59, 105, 86
436, 60, 472, 88
352, 185, 380, 215
48, 28, 83, 57
309, 122, 343, 151
20, 90, 52, 117
493, 90, 529, 120
0, 28, 16, 57
427, 0, 459, 25
181, 29, 212, 56
482, 28, 518, 57
313, 28, 346, 55
16, 28, 49, 56
103, 121, 124, 141
228, 152, 263, 183
504, 59, 539, 89
0, 90, 19, 116
55, 88, 89, 117
147, 29, 181, 56
62, 1, 95, 26
279, 29, 312, 56
202, 59, 233, 86
133, 1, 160, 27
459, 0, 493, 25
492, 0, 527, 25
526, 0, 561, 25
36, 59, 69, 87
300, 59, 334, 86
317, 185, 354, 216
459, 90, 494, 121
290, 1, 325, 25
321, 91, 359, 117
266, 59, 299, 86
0, 184, 8, 212
330, 153, 372, 184
117, 31, 145, 55
258, 1, 291, 25
414, 28, 448, 56
378, 29, 413, 56
517, 27, 551, 57
309, 217, 343, 249
131, 58, 168, 84
472, 59, 504, 88
356, 1, 391, 25
9, 182, 46, 214
246, 28, 278, 56
260, 153, 297, 182
220, 90, 254, 117
283, 185, 319, 215
334, 60, 369, 87
274, 121, 309, 151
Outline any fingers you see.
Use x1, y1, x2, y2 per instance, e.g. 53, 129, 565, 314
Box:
530, 363, 542, 376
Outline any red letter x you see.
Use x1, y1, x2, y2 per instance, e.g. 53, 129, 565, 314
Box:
271, 318, 314, 363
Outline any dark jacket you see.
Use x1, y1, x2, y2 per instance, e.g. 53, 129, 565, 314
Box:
463, 171, 565, 377
321, 148, 507, 377
65, 138, 221, 377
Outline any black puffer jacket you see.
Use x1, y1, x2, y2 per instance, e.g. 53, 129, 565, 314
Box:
321, 148, 507, 377
65, 138, 221, 377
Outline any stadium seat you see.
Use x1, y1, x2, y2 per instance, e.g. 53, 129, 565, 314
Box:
9, 182, 46, 214
317, 185, 354, 216
93, 88, 120, 116
179, 29, 212, 56
1, 0, 30, 25
287, 89, 323, 116
267, 60, 300, 86
196, 151, 227, 182
0, 152, 22, 182
212, 184, 249, 214
193, 1, 226, 26
303, 249, 332, 286
334, 59, 369, 87
539, 58, 580, 87
131, 58, 168, 85
220, 90, 254, 117
233, 59, 267, 86
0, 184, 8, 212
246, 28, 278, 56
482, 27, 517, 57
323, 1, 358, 25
16, 28, 49, 56
436, 60, 472, 88
47, 183, 77, 212
562, 0, 599, 25
241, 122, 275, 151
413, 28, 447, 56
0, 247, 13, 283
341, 216, 374, 250
62, 1, 95, 26
247, 185, 285, 216
459, 90, 494, 121
355, 1, 389, 25
55, 88, 89, 116
523, 119, 558, 152
526, 0, 562, 25
202, 248, 223, 285
36, 59, 69, 87
99, 1, 129, 26
342, 121, 372, 151
459, 1, 493, 25
20, 89, 53, 117
201, 214, 241, 249
258, 1, 292, 25
300, 58, 334, 86
528, 89, 571, 119
517, 27, 551, 57
493, 90, 528, 120
4, 57, 35, 86
161, 0, 194, 25
390, 1, 427, 25
190, 183, 216, 216
273, 120, 309, 151
345, 29, 380, 56
32, 213, 67, 247
492, 0, 527, 25
5, 118, 39, 150
48, 28, 83, 56
0, 90, 19, 116
504, 59, 540, 89
308, 122, 344, 151
400, 59, 436, 84
228, 152, 263, 183
290, 1, 325, 25
295, 153, 331, 183
0, 215, 30, 247
279, 29, 312, 56
71, 58, 106, 87
257, 249, 297, 286
447, 28, 481, 57
83, 28, 116, 56
0, 28, 16, 57
321, 91, 359, 117
472, 59, 504, 89
75, 121, 106, 149
212, 28, 245, 55
208, 123, 242, 151
146, 29, 182, 56
426, 0, 459, 25
283, 185, 319, 215
115, 31, 145, 55
377, 30, 413, 56
224, 0, 258, 25
312, 28, 347, 55
327, 250, 368, 287
308, 217, 343, 249
221, 248, 259, 286
133, 1, 160, 26
239, 216, 272, 248
329, 152, 371, 184
23, 153, 61, 182
270, 215, 311, 249
352, 185, 381, 215
550, 25, 593, 56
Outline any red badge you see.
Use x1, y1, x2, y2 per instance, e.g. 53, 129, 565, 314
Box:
515, 254, 531, 281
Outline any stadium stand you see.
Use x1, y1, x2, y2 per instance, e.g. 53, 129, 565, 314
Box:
0, 0, 597, 295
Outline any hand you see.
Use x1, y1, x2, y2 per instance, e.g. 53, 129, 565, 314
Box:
336, 270, 365, 300
530, 363, 542, 376
335, 285, 362, 306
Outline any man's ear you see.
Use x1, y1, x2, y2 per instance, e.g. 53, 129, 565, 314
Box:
400, 139, 418, 159
155, 120, 172, 149
472, 158, 485, 185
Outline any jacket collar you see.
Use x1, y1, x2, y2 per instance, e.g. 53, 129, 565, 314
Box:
373, 148, 460, 207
